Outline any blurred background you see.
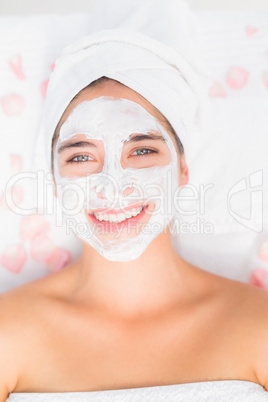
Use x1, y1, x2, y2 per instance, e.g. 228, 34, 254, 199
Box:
1, 0, 268, 14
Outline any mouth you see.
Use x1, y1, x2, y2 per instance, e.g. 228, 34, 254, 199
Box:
86, 203, 149, 233
92, 203, 147, 223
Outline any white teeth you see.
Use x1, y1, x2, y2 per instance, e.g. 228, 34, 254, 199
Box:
109, 214, 117, 222
118, 213, 125, 221
93, 205, 145, 223
125, 211, 132, 218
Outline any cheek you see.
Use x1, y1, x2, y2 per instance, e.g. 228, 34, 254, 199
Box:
58, 161, 103, 178
178, 156, 189, 187
174, 153, 182, 185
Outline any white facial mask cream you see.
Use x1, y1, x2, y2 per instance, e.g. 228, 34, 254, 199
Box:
54, 96, 180, 261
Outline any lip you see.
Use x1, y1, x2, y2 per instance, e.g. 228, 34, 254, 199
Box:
87, 202, 147, 215
86, 204, 149, 234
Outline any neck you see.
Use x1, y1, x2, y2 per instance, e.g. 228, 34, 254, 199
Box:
71, 230, 193, 323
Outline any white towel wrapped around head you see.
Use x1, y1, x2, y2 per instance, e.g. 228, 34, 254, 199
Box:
37, 28, 213, 173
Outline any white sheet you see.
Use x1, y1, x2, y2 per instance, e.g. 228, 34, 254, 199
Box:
6, 380, 268, 401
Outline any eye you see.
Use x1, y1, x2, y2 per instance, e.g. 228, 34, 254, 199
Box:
67, 154, 94, 163
131, 148, 158, 157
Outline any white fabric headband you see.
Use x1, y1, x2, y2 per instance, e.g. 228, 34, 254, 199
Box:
37, 28, 213, 172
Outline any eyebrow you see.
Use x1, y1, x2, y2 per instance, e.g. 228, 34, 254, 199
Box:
57, 133, 166, 154
125, 133, 166, 143
57, 140, 97, 153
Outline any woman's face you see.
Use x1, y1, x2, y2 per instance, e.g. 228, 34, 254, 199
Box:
54, 80, 188, 183
52, 79, 188, 261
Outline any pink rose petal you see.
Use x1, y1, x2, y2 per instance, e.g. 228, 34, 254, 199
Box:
263, 71, 268, 91
250, 268, 268, 290
8, 54, 26, 80
208, 81, 227, 98
10, 154, 23, 173
20, 214, 50, 242
30, 234, 55, 262
259, 238, 268, 263
0, 243, 27, 273
226, 66, 249, 90
0, 93, 25, 116
40, 80, 49, 99
50, 63, 55, 71
246, 26, 259, 36
0, 184, 24, 209
46, 247, 71, 272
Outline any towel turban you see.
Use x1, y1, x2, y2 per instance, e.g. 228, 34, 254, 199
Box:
36, 28, 213, 173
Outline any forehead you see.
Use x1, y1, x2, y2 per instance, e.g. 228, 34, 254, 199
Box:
57, 80, 167, 135
58, 97, 165, 144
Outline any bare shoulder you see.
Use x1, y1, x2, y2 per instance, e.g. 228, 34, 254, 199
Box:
0, 289, 31, 400
213, 273, 268, 323
211, 273, 268, 390
0, 302, 15, 400
0, 262, 77, 397
234, 281, 268, 391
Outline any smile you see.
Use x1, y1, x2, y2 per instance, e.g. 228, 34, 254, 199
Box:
93, 205, 146, 223
86, 203, 149, 232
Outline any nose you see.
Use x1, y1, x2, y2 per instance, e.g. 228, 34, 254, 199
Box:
96, 183, 134, 199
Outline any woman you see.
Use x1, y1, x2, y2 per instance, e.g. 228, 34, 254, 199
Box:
2, 29, 268, 401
